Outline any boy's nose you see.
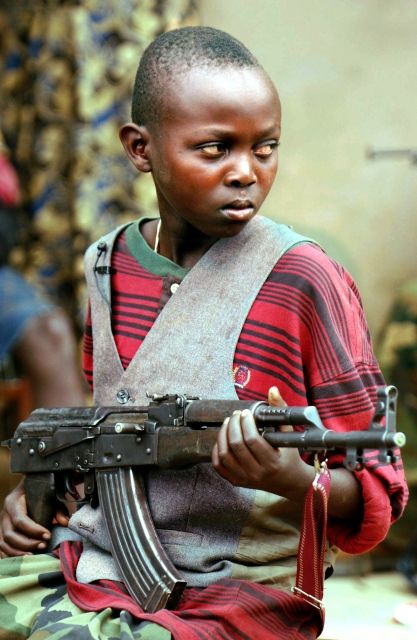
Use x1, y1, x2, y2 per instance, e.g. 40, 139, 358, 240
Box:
224, 155, 256, 187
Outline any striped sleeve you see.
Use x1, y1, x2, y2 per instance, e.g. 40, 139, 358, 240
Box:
244, 243, 408, 551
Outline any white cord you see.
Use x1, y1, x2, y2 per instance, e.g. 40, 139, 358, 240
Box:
154, 219, 161, 253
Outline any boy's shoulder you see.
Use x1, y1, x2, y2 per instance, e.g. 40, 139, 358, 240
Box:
84, 222, 133, 262
252, 215, 311, 244
274, 240, 360, 301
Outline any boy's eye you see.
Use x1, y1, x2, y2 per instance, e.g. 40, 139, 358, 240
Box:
255, 141, 279, 158
199, 143, 227, 157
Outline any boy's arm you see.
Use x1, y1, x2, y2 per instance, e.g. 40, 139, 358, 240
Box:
212, 386, 362, 521
0, 306, 93, 559
0, 478, 73, 558
0, 479, 51, 557
213, 384, 407, 554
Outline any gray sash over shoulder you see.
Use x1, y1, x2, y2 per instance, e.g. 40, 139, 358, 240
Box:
71, 216, 311, 587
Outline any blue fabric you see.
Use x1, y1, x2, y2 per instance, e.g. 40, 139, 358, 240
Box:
0, 266, 53, 359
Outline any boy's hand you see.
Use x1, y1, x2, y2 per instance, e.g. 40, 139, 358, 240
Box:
0, 479, 52, 558
212, 386, 315, 500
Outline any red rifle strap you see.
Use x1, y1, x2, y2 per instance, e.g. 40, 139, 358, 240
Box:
292, 458, 331, 612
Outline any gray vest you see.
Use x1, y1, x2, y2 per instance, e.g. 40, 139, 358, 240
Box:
71, 216, 312, 587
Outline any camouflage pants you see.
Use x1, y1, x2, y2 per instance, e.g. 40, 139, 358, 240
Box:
0, 554, 170, 640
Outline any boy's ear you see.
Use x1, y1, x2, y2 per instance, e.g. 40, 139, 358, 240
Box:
119, 123, 152, 173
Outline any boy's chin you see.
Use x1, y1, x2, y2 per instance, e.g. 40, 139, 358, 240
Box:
217, 217, 254, 238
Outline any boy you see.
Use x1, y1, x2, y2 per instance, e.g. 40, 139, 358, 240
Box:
0, 26, 408, 640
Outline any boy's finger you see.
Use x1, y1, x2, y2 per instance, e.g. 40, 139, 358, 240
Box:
216, 414, 257, 471
212, 433, 247, 486
10, 510, 51, 540
240, 409, 277, 464
53, 510, 70, 527
0, 543, 32, 558
0, 516, 48, 554
267, 387, 293, 431
268, 385, 286, 407
214, 416, 243, 471
240, 409, 262, 442
216, 417, 231, 457
225, 411, 257, 452
0, 533, 47, 556
3, 481, 50, 540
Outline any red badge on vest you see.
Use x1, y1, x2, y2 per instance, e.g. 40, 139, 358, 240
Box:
233, 365, 251, 388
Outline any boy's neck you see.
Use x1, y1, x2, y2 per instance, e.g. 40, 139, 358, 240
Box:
141, 218, 217, 269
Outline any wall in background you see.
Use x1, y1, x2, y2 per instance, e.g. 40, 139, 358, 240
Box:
200, 0, 417, 339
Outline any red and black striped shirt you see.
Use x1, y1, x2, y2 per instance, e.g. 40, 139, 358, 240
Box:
82, 222, 407, 551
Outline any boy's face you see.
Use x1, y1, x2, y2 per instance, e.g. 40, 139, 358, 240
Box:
143, 66, 280, 238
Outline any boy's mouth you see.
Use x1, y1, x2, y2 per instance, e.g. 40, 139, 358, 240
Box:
220, 199, 255, 221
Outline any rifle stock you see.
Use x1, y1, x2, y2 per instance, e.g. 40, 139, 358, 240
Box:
2, 385, 405, 612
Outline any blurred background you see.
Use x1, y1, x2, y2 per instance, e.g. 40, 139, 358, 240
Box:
201, 0, 417, 338
0, 1, 416, 634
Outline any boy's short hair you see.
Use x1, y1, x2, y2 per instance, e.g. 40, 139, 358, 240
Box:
132, 26, 261, 128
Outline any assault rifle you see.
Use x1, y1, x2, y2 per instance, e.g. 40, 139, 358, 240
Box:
2, 385, 405, 613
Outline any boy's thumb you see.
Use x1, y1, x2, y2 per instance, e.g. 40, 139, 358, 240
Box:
268, 385, 286, 407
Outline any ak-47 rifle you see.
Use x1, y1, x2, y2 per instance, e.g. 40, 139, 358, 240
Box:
2, 385, 405, 613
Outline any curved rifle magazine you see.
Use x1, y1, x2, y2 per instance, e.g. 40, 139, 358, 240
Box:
96, 466, 186, 612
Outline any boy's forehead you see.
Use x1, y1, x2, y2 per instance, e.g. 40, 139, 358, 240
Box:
160, 66, 280, 126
